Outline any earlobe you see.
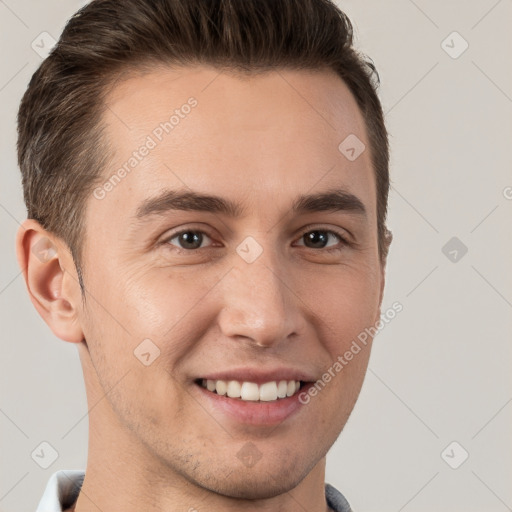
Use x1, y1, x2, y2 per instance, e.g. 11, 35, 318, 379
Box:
16, 219, 84, 344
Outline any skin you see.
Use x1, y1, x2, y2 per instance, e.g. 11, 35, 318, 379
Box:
17, 65, 388, 512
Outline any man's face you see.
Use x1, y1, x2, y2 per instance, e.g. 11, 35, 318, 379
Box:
77, 66, 384, 498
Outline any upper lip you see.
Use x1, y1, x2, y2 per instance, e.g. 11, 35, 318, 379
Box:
197, 367, 316, 385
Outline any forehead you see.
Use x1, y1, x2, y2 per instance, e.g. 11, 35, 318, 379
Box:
95, 65, 376, 220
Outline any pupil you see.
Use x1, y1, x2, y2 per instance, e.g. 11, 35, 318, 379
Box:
305, 231, 327, 248
180, 231, 202, 249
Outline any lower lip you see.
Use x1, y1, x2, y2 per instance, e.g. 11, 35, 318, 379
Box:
194, 383, 313, 426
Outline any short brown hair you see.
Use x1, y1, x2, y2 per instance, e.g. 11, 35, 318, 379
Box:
17, 0, 392, 290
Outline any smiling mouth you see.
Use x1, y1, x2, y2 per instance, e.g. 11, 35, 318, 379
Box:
195, 378, 305, 402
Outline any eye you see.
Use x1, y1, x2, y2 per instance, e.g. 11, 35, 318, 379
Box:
295, 229, 348, 250
165, 230, 214, 250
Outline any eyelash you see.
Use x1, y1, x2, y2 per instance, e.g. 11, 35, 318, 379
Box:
161, 226, 350, 253
295, 228, 350, 252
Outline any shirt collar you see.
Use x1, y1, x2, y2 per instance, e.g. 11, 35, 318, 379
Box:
36, 469, 85, 512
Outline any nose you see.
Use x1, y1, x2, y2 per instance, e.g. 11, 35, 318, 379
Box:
217, 248, 305, 348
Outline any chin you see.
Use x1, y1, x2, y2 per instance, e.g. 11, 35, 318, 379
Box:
203, 467, 306, 500
188, 447, 317, 501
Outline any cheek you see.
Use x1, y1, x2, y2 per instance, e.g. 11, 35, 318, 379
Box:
305, 265, 380, 418
79, 283, 192, 427
86, 261, 190, 330
300, 263, 382, 349
119, 268, 221, 343
81, 264, 226, 372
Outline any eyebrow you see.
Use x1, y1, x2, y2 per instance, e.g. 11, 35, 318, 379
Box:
135, 188, 367, 220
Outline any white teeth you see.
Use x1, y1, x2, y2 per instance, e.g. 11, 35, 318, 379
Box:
240, 382, 260, 401
259, 381, 278, 401
201, 379, 301, 401
227, 380, 241, 398
216, 380, 227, 396
277, 380, 288, 398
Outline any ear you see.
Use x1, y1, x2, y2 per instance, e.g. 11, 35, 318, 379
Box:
373, 228, 393, 325
16, 219, 84, 343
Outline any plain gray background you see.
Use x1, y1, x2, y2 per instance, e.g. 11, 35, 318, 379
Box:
1, 1, 511, 511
